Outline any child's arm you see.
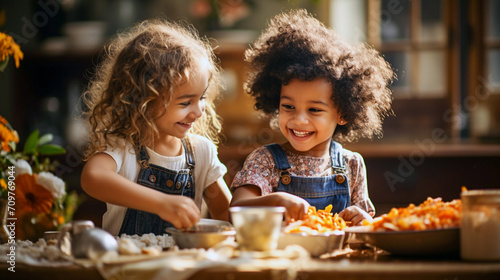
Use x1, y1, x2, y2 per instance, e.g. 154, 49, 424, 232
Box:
81, 153, 201, 229
230, 185, 310, 222
203, 177, 232, 221
338, 206, 373, 226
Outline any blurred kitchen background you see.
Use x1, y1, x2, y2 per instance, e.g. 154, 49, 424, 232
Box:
0, 0, 499, 225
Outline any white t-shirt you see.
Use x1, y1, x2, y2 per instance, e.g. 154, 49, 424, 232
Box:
101, 134, 227, 235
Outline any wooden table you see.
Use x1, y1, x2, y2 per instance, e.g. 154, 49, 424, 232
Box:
2, 254, 500, 280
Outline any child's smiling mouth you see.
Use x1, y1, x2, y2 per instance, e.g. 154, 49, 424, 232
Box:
177, 122, 193, 128
290, 129, 314, 138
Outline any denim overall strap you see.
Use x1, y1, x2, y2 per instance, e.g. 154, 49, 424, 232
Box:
182, 137, 195, 184
264, 144, 292, 187
268, 141, 351, 214
330, 141, 348, 185
330, 141, 345, 170
119, 138, 195, 235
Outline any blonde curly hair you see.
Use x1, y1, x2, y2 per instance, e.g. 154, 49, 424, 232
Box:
83, 19, 223, 160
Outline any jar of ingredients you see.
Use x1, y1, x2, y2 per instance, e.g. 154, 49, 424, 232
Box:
461, 189, 500, 261
230, 206, 285, 251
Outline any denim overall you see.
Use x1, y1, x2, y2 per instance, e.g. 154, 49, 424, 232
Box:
119, 139, 195, 235
265, 140, 350, 214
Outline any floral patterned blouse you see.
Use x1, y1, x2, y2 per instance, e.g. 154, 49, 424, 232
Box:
230, 145, 375, 216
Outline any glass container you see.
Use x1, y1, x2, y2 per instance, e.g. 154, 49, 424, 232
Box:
461, 189, 500, 261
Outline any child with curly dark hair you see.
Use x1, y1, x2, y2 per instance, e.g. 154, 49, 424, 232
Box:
230, 9, 394, 226
81, 19, 231, 236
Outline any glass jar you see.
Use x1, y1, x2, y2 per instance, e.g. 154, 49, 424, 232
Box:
229, 206, 285, 251
460, 189, 500, 261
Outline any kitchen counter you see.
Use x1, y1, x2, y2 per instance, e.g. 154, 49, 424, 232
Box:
2, 250, 500, 280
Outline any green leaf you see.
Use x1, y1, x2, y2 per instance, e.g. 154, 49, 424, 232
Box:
3, 154, 17, 166
38, 133, 54, 145
38, 144, 66, 155
8, 141, 16, 153
62, 191, 83, 225
24, 130, 39, 155
0, 56, 9, 72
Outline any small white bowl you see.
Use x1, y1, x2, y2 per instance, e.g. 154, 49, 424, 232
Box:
165, 219, 235, 249
278, 231, 345, 257
43, 231, 60, 241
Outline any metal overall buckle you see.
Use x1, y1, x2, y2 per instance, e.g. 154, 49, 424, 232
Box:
332, 167, 347, 184
280, 170, 291, 185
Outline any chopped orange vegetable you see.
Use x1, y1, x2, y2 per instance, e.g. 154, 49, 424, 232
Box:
364, 197, 462, 231
283, 205, 347, 234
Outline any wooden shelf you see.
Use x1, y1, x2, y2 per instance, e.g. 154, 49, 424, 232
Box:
344, 143, 500, 158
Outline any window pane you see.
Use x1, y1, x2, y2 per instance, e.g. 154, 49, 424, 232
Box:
381, 0, 411, 42
416, 50, 446, 97
487, 0, 500, 39
383, 51, 410, 93
330, 0, 367, 43
420, 0, 445, 43
487, 49, 500, 88
471, 103, 492, 137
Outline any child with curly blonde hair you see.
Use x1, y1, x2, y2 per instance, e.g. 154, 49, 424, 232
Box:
230, 10, 394, 225
81, 19, 231, 236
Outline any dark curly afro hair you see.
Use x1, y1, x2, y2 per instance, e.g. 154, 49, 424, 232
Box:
244, 9, 395, 143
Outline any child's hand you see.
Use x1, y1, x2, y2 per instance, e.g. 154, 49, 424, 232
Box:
272, 192, 310, 223
158, 195, 201, 229
338, 206, 373, 226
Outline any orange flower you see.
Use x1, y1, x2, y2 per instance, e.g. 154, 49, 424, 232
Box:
51, 212, 65, 226
58, 214, 65, 225
0, 32, 23, 68
15, 173, 54, 215
0, 119, 19, 152
0, 178, 6, 192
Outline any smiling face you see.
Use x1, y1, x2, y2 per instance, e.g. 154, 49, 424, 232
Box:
153, 62, 210, 142
278, 78, 345, 157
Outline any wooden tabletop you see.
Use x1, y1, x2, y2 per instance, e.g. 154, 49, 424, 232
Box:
2, 254, 500, 280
